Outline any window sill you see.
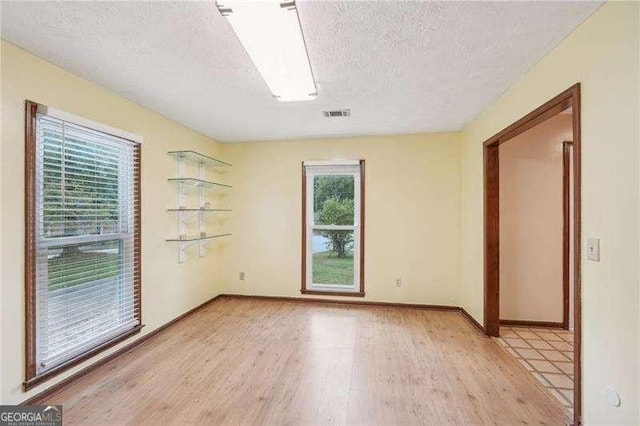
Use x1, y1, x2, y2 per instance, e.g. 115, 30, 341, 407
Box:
23, 324, 144, 391
301, 289, 365, 297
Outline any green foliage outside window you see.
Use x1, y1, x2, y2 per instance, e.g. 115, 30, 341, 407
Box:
314, 175, 355, 258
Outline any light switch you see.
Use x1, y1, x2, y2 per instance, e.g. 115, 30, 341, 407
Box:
587, 238, 600, 261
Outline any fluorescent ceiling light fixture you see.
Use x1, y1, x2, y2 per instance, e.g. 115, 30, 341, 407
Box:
217, 0, 317, 102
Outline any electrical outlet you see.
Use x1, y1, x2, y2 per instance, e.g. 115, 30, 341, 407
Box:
395, 278, 402, 287
239, 272, 245, 281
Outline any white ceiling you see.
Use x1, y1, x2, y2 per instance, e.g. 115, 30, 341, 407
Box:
1, 1, 601, 142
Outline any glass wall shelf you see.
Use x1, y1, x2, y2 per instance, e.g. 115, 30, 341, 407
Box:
166, 233, 232, 242
167, 178, 232, 189
168, 150, 232, 167
168, 150, 232, 262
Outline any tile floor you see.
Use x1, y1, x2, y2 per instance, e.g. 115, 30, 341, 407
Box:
495, 326, 574, 415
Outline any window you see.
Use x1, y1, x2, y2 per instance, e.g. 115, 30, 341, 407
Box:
301, 160, 365, 296
24, 101, 142, 388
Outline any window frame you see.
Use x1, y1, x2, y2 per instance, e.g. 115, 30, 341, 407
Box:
24, 100, 143, 390
301, 160, 365, 297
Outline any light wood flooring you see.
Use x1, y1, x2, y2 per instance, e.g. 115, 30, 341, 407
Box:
43, 297, 570, 425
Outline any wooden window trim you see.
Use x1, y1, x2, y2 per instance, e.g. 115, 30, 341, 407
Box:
23, 325, 143, 391
300, 289, 366, 297
562, 140, 573, 330
301, 160, 365, 297
23, 100, 143, 391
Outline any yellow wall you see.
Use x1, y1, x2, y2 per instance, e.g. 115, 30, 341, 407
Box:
0, 41, 227, 404
219, 133, 462, 306
460, 3, 639, 423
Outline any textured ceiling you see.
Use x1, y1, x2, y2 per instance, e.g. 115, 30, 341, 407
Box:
1, 1, 601, 142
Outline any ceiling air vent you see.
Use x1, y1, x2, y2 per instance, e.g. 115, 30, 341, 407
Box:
322, 109, 351, 118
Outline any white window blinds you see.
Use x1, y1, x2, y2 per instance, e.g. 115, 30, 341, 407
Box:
34, 113, 141, 374
303, 160, 360, 176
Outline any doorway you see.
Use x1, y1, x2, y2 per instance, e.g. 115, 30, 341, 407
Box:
483, 84, 581, 424
498, 112, 573, 329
